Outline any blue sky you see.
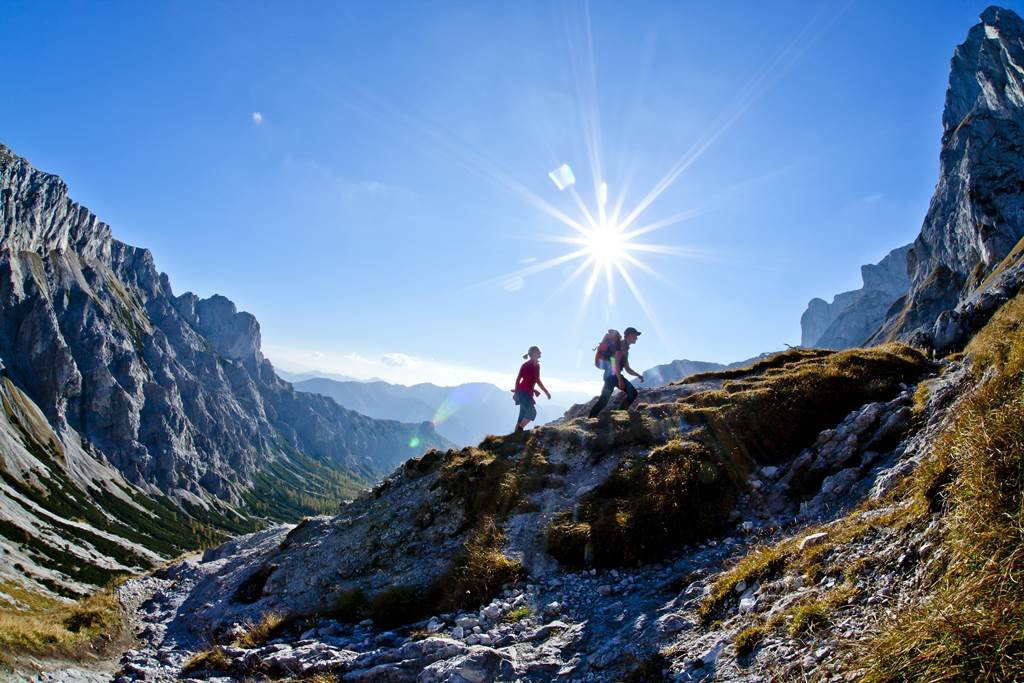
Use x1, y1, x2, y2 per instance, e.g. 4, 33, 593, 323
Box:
3, 1, 1018, 393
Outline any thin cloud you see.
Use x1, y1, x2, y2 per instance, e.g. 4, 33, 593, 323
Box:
381, 352, 422, 367
252, 111, 264, 125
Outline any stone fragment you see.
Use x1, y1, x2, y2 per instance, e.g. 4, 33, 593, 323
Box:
800, 532, 829, 551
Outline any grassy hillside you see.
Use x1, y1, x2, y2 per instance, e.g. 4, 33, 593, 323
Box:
547, 345, 928, 568
855, 291, 1024, 680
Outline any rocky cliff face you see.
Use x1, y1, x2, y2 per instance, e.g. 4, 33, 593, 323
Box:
801, 245, 911, 349
867, 7, 1024, 349
0, 144, 447, 594
805, 7, 1024, 353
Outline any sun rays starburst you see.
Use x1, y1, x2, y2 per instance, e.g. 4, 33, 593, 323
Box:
315, 1, 849, 343
536, 192, 692, 310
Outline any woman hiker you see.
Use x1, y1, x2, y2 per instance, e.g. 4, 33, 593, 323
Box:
512, 345, 551, 432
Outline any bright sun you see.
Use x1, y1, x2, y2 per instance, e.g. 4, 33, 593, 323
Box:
512, 176, 691, 320
586, 222, 626, 265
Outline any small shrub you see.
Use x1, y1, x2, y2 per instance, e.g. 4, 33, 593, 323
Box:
789, 600, 829, 636
734, 624, 767, 656
546, 514, 592, 564
445, 519, 523, 611
504, 606, 531, 623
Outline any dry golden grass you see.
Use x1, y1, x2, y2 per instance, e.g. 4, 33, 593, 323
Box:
182, 646, 232, 674
0, 581, 123, 660
698, 542, 791, 624
699, 497, 924, 627
733, 623, 767, 656
854, 291, 1024, 682
232, 611, 285, 648
547, 345, 929, 569
446, 518, 523, 610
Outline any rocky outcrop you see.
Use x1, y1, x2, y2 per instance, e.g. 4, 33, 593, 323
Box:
801, 245, 911, 348
0, 144, 445, 498
869, 7, 1024, 345
804, 7, 1024, 351
0, 144, 447, 593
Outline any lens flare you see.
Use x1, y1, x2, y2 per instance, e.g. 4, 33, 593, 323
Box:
548, 163, 577, 191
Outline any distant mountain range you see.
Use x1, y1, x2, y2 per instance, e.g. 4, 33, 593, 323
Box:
291, 377, 590, 446
642, 354, 771, 387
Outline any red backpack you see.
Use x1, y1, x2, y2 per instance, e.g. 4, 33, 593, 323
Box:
594, 329, 622, 368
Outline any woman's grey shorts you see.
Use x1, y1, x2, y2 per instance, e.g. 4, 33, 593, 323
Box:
515, 390, 537, 422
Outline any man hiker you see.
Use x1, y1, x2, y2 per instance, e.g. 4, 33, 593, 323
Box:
588, 326, 644, 417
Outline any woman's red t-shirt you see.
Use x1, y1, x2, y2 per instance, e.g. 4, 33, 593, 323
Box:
515, 360, 540, 393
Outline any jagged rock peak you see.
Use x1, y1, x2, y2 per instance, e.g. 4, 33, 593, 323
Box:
0, 144, 112, 260
826, 6, 1024, 349
944, 6, 1024, 129
173, 293, 262, 363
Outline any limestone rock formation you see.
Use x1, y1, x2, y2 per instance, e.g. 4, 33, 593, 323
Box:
803, 8, 1024, 352
801, 245, 911, 348
873, 7, 1024, 348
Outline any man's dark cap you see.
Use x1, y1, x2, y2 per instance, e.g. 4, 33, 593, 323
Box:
624, 327, 641, 337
